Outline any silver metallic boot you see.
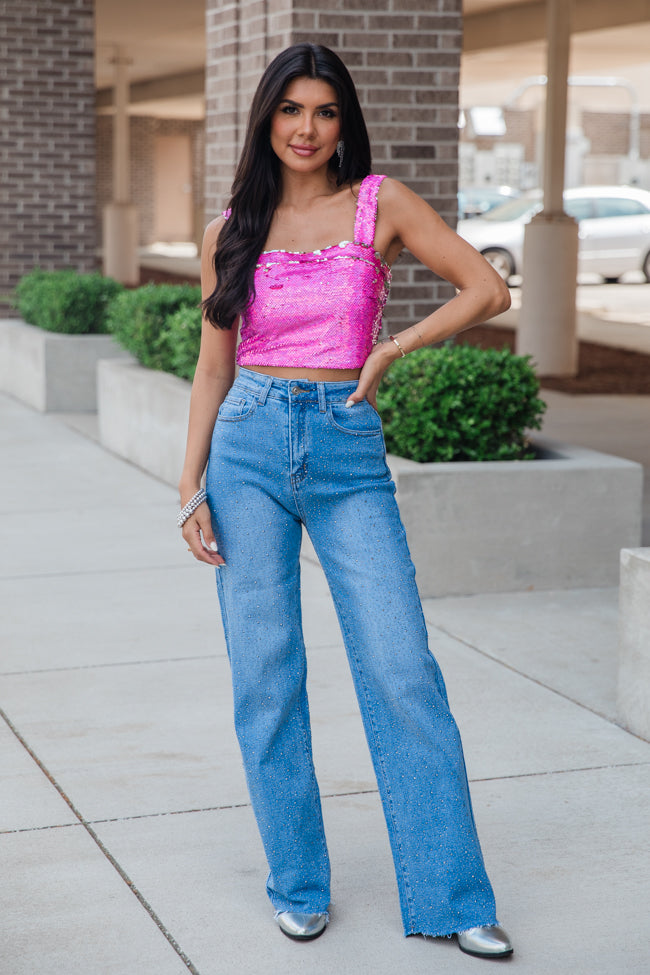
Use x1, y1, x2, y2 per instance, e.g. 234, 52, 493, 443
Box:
275, 911, 329, 941
457, 924, 513, 958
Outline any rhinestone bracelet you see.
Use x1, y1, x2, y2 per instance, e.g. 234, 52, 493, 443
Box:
177, 488, 207, 528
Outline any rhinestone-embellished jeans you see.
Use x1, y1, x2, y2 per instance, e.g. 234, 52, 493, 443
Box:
205, 367, 498, 937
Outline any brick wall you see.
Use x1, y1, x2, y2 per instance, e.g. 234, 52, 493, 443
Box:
0, 0, 96, 311
463, 108, 650, 166
582, 111, 650, 159
461, 108, 537, 164
460, 107, 650, 190
205, 0, 463, 328
96, 116, 205, 248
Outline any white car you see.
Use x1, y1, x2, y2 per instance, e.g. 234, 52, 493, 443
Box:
457, 185, 520, 220
457, 185, 650, 282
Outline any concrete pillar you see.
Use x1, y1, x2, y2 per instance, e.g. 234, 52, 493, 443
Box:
204, 0, 463, 330
617, 548, 650, 742
103, 49, 139, 285
0, 0, 96, 313
517, 0, 579, 377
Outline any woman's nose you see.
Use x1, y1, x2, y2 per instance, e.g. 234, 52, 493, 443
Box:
296, 113, 316, 136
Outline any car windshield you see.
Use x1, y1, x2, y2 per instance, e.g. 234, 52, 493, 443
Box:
482, 196, 542, 222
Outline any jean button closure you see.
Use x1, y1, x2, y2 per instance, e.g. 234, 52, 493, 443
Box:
291, 386, 302, 394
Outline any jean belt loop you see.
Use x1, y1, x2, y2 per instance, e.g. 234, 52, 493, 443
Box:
257, 375, 273, 406
317, 382, 326, 413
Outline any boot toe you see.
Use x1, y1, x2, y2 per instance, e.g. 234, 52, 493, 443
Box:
276, 911, 329, 941
457, 924, 513, 958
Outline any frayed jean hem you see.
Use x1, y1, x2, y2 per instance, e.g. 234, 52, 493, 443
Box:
404, 916, 500, 939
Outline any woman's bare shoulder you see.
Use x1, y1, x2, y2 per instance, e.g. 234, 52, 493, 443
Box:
377, 176, 430, 211
204, 213, 227, 241
202, 214, 227, 260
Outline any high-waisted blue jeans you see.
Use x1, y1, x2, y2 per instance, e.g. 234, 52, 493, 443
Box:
205, 367, 498, 937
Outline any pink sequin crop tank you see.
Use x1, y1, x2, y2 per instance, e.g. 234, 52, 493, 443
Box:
224, 174, 390, 369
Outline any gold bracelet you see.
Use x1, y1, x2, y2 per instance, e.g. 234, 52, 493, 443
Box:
388, 334, 406, 357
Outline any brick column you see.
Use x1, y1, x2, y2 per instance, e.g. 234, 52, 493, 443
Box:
205, 0, 462, 325
0, 0, 96, 312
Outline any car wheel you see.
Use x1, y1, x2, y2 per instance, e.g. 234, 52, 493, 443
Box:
643, 251, 650, 282
481, 248, 515, 281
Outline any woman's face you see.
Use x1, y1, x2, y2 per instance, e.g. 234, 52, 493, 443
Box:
270, 76, 341, 173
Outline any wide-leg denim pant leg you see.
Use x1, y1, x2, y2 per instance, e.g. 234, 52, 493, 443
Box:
205, 368, 498, 936
206, 376, 330, 916
297, 394, 498, 937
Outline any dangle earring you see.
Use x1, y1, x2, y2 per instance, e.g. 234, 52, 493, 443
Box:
336, 139, 345, 168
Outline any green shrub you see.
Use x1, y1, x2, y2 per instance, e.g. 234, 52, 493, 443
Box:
13, 269, 123, 334
106, 283, 202, 373
377, 343, 546, 463
163, 305, 203, 381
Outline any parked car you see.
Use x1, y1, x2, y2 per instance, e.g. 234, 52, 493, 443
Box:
457, 185, 650, 282
457, 185, 520, 220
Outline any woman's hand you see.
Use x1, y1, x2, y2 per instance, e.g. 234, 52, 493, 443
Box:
344, 340, 399, 409
181, 500, 226, 567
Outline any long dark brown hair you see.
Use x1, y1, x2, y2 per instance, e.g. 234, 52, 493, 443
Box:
202, 43, 372, 330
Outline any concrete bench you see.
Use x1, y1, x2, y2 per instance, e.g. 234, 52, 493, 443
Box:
618, 548, 650, 741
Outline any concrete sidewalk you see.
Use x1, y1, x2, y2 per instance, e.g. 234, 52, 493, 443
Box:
1, 391, 649, 975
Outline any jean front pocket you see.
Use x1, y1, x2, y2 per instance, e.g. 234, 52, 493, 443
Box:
217, 391, 258, 422
327, 400, 383, 436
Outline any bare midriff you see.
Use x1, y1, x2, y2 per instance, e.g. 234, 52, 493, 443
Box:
246, 365, 361, 381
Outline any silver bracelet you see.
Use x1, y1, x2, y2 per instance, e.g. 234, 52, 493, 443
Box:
177, 488, 207, 528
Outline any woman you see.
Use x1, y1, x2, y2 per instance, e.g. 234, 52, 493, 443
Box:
178, 43, 513, 958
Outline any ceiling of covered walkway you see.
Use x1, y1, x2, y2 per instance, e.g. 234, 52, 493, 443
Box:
94, 0, 650, 117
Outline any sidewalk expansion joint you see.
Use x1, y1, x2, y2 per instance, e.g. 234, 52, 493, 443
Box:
1, 802, 254, 836
0, 705, 203, 975
0, 653, 220, 677
87, 801, 253, 826
1, 820, 83, 836
427, 619, 632, 731
5, 762, 648, 837
0, 561, 196, 583
469, 760, 650, 785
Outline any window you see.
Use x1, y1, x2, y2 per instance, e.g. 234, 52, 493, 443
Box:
594, 197, 650, 219
563, 198, 594, 222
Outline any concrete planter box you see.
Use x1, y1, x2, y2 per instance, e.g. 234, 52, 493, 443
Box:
0, 317, 131, 412
391, 442, 642, 596
617, 547, 650, 741
98, 357, 191, 487
97, 357, 643, 594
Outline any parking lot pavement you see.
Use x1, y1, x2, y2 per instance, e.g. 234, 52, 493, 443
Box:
496, 280, 650, 355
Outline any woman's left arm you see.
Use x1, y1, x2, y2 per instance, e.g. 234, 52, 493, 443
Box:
349, 178, 511, 407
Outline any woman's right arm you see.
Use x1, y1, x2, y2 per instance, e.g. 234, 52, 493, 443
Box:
178, 216, 237, 565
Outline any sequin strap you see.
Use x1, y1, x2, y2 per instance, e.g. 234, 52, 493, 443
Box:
354, 174, 386, 247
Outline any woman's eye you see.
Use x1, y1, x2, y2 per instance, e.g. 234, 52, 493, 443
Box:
319, 109, 337, 119
281, 105, 298, 115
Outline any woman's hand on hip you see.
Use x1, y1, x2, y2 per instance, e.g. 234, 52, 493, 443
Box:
182, 502, 225, 566
345, 340, 399, 410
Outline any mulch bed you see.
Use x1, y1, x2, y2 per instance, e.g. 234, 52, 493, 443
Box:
138, 267, 200, 287
461, 324, 650, 395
